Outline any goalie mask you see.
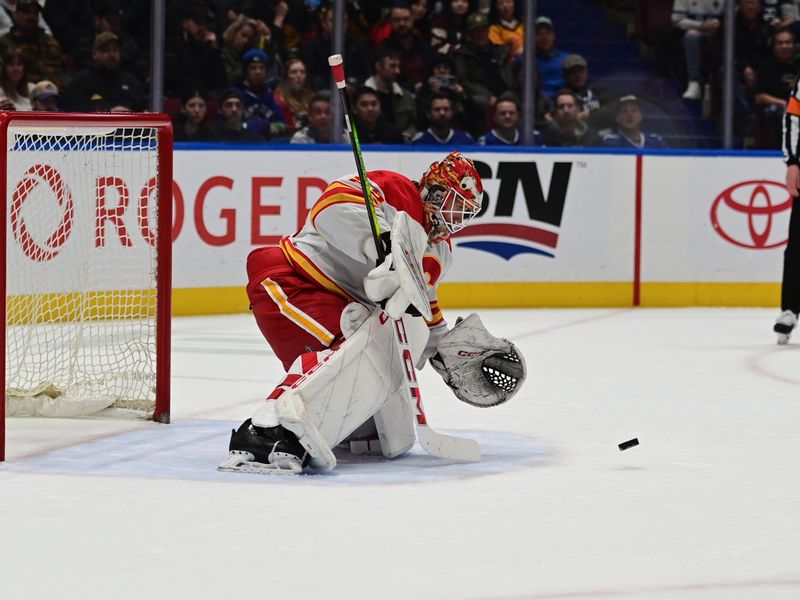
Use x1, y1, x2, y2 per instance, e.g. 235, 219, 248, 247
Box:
419, 151, 483, 244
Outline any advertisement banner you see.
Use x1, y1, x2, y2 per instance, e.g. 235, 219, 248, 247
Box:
6, 144, 788, 312
171, 149, 637, 290
642, 155, 788, 284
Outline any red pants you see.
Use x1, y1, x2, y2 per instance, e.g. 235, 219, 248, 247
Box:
246, 247, 348, 371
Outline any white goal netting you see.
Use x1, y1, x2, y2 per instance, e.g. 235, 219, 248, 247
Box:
4, 123, 165, 418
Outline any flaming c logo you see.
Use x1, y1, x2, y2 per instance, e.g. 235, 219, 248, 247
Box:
711, 180, 792, 249
10, 164, 74, 261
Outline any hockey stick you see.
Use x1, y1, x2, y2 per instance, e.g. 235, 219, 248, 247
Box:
328, 54, 480, 462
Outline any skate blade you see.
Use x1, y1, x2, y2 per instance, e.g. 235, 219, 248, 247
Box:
777, 333, 791, 345
217, 451, 303, 475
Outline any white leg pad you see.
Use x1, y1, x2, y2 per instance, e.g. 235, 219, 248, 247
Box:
275, 391, 337, 472
373, 391, 416, 458
275, 308, 429, 470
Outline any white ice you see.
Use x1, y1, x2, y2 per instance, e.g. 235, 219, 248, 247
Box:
2, 308, 800, 600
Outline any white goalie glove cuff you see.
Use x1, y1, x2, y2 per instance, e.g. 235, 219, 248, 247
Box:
429, 313, 526, 407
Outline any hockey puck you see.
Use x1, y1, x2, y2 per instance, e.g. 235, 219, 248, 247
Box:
618, 438, 639, 451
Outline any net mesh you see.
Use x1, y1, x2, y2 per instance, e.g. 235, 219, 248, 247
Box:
5, 125, 161, 417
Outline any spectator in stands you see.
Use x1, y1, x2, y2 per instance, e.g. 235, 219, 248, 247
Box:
412, 91, 476, 145
453, 12, 513, 130
0, 0, 51, 38
671, 0, 724, 100
208, 87, 267, 143
164, 6, 227, 99
60, 32, 145, 112
29, 78, 58, 111
220, 15, 260, 86
222, 3, 287, 74
236, 48, 288, 140
0, 46, 30, 110
777, 0, 800, 37
561, 54, 605, 123
713, 0, 772, 136
541, 89, 604, 147
488, 0, 524, 58
0, 0, 67, 88
410, 0, 432, 41
298, 5, 370, 90
760, 0, 788, 25
534, 15, 569, 98
602, 95, 669, 149
755, 27, 800, 148
273, 57, 313, 133
77, 1, 147, 82
479, 94, 528, 145
290, 92, 347, 144
238, 0, 307, 56
351, 86, 404, 144
376, 2, 436, 92
370, 1, 429, 49
364, 47, 418, 141
173, 89, 213, 142
430, 0, 474, 54
416, 54, 470, 130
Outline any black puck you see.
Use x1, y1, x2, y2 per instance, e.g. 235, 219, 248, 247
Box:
618, 438, 639, 451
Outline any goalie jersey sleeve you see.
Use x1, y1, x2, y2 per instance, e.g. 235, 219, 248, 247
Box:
784, 77, 800, 166
279, 170, 452, 332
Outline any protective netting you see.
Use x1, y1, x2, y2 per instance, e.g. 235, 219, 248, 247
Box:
5, 125, 162, 417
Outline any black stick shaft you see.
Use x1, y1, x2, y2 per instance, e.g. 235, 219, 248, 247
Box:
328, 54, 385, 262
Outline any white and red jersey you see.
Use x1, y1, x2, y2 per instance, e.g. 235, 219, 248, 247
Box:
278, 170, 451, 332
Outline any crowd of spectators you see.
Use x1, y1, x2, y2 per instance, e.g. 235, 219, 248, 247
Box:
2, 0, 729, 149
652, 0, 800, 148
0, 0, 684, 148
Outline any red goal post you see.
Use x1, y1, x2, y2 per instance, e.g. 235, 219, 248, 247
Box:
1, 112, 173, 461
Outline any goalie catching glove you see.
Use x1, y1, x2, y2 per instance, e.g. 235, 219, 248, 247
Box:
430, 313, 526, 407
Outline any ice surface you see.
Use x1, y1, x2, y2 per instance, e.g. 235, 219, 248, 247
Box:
2, 308, 799, 600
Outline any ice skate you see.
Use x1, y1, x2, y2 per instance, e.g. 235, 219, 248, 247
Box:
773, 310, 797, 345
218, 419, 309, 474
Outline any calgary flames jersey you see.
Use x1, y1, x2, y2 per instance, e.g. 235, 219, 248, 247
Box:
279, 170, 451, 332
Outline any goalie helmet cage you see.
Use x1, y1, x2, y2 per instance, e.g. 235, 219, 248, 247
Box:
1, 112, 173, 462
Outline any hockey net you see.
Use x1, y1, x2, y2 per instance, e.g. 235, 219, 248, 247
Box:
1, 113, 173, 460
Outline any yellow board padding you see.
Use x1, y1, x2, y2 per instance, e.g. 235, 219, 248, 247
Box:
172, 287, 250, 315
639, 282, 781, 307
435, 282, 634, 308
171, 282, 634, 315
6, 282, 783, 321
170, 282, 782, 314
6, 290, 156, 324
